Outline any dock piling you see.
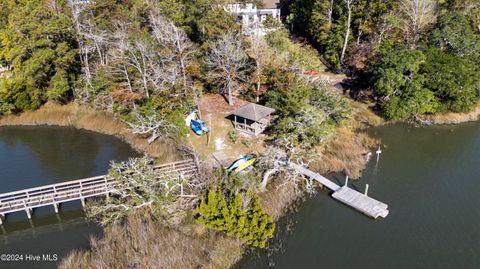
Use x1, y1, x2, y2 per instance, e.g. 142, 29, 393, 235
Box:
365, 184, 369, 196
53, 203, 59, 214
376, 146, 382, 164
25, 208, 32, 219
0, 214, 4, 225
344, 176, 349, 187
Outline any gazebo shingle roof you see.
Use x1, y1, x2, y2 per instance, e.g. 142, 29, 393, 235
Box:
232, 103, 275, 122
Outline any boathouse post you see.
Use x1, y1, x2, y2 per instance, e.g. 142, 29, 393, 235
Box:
344, 176, 349, 187
365, 184, 369, 196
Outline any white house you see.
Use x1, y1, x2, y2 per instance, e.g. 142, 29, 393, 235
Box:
225, 0, 281, 35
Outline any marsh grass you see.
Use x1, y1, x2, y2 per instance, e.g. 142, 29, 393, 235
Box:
259, 178, 303, 220
349, 100, 385, 128
311, 127, 379, 179
59, 211, 242, 269
0, 103, 179, 162
426, 102, 480, 124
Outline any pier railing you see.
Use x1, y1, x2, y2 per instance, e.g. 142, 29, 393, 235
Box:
0, 159, 197, 223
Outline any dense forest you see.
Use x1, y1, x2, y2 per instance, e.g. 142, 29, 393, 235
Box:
287, 0, 480, 119
0, 0, 237, 129
1, 0, 479, 123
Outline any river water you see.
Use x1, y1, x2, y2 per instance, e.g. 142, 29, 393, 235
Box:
0, 126, 140, 269
237, 122, 480, 269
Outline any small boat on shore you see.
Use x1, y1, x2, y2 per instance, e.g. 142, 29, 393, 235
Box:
191, 119, 209, 135
226, 154, 256, 174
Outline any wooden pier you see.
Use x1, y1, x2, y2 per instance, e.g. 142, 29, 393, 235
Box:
289, 163, 389, 219
0, 159, 197, 224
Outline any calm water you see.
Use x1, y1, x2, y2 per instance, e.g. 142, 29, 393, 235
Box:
0, 126, 140, 269
237, 122, 480, 269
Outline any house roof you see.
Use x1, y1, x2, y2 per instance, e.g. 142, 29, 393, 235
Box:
262, 0, 281, 9
232, 103, 275, 122
225, 0, 281, 9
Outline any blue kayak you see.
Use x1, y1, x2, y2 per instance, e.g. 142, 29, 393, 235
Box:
191, 119, 209, 135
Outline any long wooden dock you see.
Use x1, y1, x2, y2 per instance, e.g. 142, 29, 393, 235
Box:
0, 159, 197, 224
289, 162, 389, 219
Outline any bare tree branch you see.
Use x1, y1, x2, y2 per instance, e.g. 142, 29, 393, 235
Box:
86, 157, 204, 226
205, 33, 249, 105
398, 0, 437, 46
125, 112, 177, 143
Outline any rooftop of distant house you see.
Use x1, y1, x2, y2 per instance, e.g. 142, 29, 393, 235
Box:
226, 0, 281, 9
262, 0, 281, 9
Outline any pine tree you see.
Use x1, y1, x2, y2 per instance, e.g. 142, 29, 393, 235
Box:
196, 190, 275, 248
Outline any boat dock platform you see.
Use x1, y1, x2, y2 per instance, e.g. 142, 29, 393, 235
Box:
289, 162, 389, 219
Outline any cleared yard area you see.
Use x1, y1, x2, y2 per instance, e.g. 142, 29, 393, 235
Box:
188, 94, 267, 168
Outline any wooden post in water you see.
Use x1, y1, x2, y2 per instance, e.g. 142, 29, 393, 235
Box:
25, 208, 32, 219
344, 176, 349, 187
376, 146, 382, 164
23, 199, 32, 219
53, 203, 59, 214
365, 184, 369, 196
81, 198, 86, 208
0, 214, 4, 225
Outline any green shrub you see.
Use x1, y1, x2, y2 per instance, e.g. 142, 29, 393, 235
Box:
265, 29, 325, 71
166, 109, 190, 140
229, 129, 239, 144
196, 190, 275, 248
241, 139, 251, 148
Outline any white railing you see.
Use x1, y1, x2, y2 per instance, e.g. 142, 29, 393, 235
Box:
0, 159, 197, 217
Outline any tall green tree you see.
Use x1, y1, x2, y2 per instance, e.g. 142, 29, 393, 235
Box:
423, 48, 479, 112
431, 12, 480, 62
369, 47, 438, 119
0, 2, 78, 113
447, 0, 480, 33
288, 0, 395, 69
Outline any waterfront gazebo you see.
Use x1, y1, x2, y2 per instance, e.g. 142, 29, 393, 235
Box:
231, 103, 275, 136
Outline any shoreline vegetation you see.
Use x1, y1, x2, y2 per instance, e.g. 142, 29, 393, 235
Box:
0, 102, 179, 163
425, 102, 480, 125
